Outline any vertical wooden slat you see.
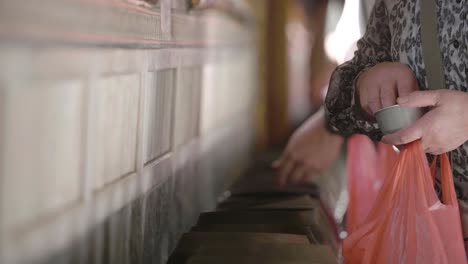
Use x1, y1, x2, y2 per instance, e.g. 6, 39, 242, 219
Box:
0, 81, 4, 264
308, 1, 332, 108
247, 0, 268, 150
265, 0, 289, 146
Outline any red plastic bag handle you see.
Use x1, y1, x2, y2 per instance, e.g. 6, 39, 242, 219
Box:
431, 153, 458, 206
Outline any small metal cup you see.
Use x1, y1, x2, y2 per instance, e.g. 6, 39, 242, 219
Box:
375, 105, 423, 134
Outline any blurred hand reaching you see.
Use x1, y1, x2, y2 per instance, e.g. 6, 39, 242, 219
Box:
272, 109, 344, 186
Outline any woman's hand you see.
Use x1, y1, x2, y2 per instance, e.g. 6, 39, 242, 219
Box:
272, 109, 344, 186
357, 62, 419, 114
382, 90, 468, 154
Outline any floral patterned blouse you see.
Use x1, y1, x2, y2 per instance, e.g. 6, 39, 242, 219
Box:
325, 0, 468, 200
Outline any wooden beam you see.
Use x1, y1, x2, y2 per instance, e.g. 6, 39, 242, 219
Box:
265, 0, 289, 145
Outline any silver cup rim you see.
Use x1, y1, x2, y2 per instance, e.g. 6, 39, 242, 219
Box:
375, 104, 422, 134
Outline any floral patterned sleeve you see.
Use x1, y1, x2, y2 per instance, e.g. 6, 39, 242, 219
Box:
324, 0, 392, 141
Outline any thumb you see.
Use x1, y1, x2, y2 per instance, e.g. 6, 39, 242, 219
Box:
397, 90, 440, 107
272, 158, 282, 168
381, 120, 424, 146
272, 153, 286, 168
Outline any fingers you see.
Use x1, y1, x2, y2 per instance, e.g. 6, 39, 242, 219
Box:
380, 83, 397, 109
362, 84, 398, 114
279, 160, 295, 185
425, 146, 445, 155
300, 170, 318, 184
397, 90, 441, 107
277, 155, 295, 186
359, 85, 382, 114
273, 154, 318, 186
289, 164, 306, 184
381, 119, 424, 146
358, 85, 369, 114
358, 62, 420, 115
272, 155, 284, 169
367, 85, 382, 114
396, 77, 417, 98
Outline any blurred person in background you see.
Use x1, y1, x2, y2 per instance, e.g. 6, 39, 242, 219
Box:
274, 0, 374, 186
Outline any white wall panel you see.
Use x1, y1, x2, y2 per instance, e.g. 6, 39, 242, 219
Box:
173, 67, 201, 147
143, 69, 175, 164
1, 80, 85, 229
90, 74, 140, 189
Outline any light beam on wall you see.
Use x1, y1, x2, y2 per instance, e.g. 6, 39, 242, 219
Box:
325, 0, 362, 64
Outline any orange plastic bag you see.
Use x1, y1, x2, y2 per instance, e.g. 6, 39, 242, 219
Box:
343, 140, 467, 264
346, 135, 398, 233
347, 135, 377, 233
376, 140, 399, 181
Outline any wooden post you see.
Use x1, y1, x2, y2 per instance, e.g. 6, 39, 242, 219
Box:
265, 0, 289, 146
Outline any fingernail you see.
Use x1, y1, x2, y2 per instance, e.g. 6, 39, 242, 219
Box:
397, 97, 408, 104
